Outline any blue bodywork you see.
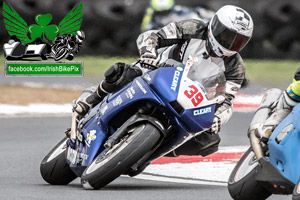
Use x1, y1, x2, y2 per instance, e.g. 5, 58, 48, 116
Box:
69, 66, 216, 174
268, 103, 300, 184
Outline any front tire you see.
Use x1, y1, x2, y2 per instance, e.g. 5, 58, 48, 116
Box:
40, 137, 77, 185
81, 123, 161, 190
228, 147, 272, 200
293, 179, 300, 200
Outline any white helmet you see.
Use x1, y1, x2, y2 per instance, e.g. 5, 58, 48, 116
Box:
207, 5, 253, 57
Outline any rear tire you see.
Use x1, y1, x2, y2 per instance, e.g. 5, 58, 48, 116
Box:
40, 137, 77, 185
293, 179, 300, 200
81, 123, 161, 190
228, 147, 272, 200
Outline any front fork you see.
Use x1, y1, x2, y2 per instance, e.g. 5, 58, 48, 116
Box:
65, 112, 81, 165
70, 112, 80, 140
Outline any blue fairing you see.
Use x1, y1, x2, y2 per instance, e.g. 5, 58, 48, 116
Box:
180, 105, 215, 132
74, 65, 216, 168
268, 103, 300, 184
147, 67, 182, 103
148, 67, 215, 132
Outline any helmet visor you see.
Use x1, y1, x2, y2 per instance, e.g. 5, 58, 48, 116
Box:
211, 16, 250, 52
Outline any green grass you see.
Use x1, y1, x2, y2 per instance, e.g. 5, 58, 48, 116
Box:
73, 56, 136, 77
75, 56, 299, 86
245, 60, 299, 86
1, 55, 299, 87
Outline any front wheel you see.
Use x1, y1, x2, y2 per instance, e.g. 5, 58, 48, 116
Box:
81, 123, 161, 190
293, 179, 300, 200
228, 147, 272, 200
40, 137, 77, 185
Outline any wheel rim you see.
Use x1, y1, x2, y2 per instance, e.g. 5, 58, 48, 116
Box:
85, 125, 145, 175
46, 139, 67, 162
234, 150, 258, 182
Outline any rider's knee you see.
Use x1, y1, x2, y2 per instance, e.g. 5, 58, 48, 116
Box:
102, 62, 142, 93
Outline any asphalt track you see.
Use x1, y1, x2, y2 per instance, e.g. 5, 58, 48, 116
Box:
0, 115, 291, 200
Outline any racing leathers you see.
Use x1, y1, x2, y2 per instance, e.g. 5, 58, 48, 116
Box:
73, 19, 246, 155
137, 19, 245, 132
255, 68, 300, 141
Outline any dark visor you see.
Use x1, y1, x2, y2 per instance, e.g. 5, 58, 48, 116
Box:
211, 16, 250, 52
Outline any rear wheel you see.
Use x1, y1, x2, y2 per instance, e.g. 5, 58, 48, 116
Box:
292, 179, 300, 200
40, 137, 77, 185
228, 147, 272, 200
81, 123, 161, 190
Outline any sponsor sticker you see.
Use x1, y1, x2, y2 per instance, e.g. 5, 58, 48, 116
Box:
144, 74, 152, 82
100, 105, 108, 115
85, 130, 97, 147
193, 107, 212, 116
125, 87, 136, 99
136, 80, 147, 94
171, 69, 182, 92
112, 95, 123, 106
66, 146, 77, 165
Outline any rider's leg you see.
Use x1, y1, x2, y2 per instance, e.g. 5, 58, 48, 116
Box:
256, 81, 300, 140
73, 62, 142, 116
165, 132, 221, 157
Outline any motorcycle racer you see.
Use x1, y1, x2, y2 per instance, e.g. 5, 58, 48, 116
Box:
140, 0, 215, 32
73, 5, 254, 155
255, 68, 300, 141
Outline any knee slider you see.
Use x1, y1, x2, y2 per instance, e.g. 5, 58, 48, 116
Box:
104, 62, 125, 84
102, 63, 142, 93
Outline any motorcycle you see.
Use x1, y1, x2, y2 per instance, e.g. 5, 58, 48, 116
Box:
228, 88, 300, 200
40, 56, 226, 189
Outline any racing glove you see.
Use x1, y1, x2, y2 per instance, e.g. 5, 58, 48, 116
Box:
139, 35, 158, 69
210, 116, 221, 134
209, 101, 233, 134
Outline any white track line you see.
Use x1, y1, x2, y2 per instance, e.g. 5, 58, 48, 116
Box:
134, 173, 227, 186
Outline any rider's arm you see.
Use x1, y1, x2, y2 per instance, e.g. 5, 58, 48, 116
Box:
137, 19, 207, 50
215, 53, 246, 126
137, 19, 207, 68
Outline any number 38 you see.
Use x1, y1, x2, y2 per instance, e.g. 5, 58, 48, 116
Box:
184, 85, 203, 107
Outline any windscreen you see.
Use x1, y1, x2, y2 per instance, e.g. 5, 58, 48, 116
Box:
187, 58, 226, 101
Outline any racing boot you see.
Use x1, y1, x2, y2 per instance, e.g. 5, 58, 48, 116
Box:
165, 131, 221, 157
72, 83, 108, 116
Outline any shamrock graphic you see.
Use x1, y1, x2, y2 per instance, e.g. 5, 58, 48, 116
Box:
2, 2, 83, 44
28, 14, 59, 43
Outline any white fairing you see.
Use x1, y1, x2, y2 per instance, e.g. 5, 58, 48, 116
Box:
3, 42, 19, 56
177, 56, 225, 110
25, 44, 46, 54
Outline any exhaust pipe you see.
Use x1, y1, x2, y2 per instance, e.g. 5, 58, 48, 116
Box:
249, 128, 264, 160
248, 88, 282, 160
